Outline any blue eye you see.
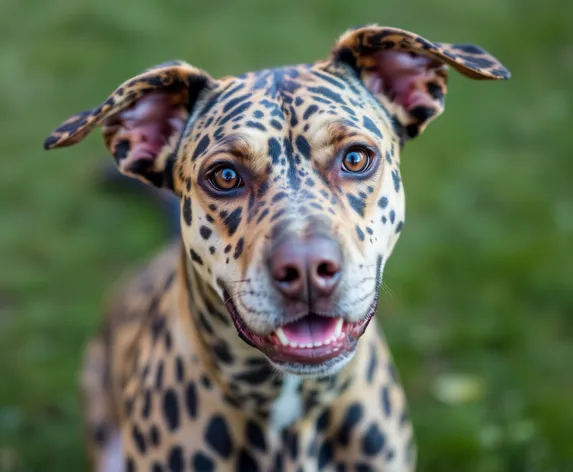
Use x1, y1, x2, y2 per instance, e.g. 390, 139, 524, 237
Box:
210, 166, 243, 191
342, 148, 370, 173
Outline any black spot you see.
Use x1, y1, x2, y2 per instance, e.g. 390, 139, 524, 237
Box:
224, 244, 232, 254
220, 82, 245, 100
410, 106, 436, 123
192, 452, 215, 471
125, 457, 136, 472
366, 343, 378, 384
149, 425, 160, 447
92, 424, 107, 446
155, 361, 164, 390
272, 191, 289, 202
151, 462, 162, 472
391, 170, 401, 192
164, 330, 173, 351
114, 139, 131, 160
405, 123, 419, 138
247, 120, 267, 131
363, 116, 383, 138
378, 196, 388, 209
318, 440, 334, 468
205, 415, 234, 457
268, 138, 282, 164
253, 110, 264, 118
220, 101, 253, 125
335, 464, 347, 472
380, 386, 392, 417
213, 341, 233, 364
288, 431, 298, 459
201, 375, 212, 389
295, 135, 311, 160
168, 445, 184, 472
270, 119, 283, 130
209, 246, 215, 254
183, 197, 192, 225
185, 382, 198, 419
162, 389, 180, 432
273, 452, 284, 472
303, 104, 319, 120
199, 226, 212, 240
452, 43, 485, 54
347, 193, 366, 217
356, 226, 365, 241
233, 364, 273, 385
316, 409, 330, 432
142, 389, 151, 419
427, 82, 444, 101
309, 86, 345, 104
337, 403, 363, 446
190, 249, 203, 265
389, 210, 396, 224
223, 208, 242, 236
131, 423, 146, 454
234, 238, 244, 260
362, 423, 386, 455
312, 69, 346, 89
459, 55, 495, 68
223, 93, 251, 112
236, 448, 259, 472
395, 221, 403, 233
192, 135, 210, 160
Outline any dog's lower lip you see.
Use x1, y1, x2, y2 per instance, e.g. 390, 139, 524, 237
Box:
223, 290, 376, 365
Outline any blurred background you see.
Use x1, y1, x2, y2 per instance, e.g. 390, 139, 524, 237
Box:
1, 0, 572, 470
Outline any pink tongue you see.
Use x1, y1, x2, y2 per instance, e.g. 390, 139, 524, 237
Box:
281, 315, 338, 344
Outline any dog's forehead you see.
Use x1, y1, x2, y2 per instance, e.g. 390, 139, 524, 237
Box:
186, 63, 393, 173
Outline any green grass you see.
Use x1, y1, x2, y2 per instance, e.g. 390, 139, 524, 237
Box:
1, 0, 572, 470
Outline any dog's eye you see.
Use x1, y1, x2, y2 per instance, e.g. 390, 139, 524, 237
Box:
342, 148, 371, 173
210, 166, 243, 191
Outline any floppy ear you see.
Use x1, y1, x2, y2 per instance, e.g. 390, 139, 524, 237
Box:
329, 26, 510, 139
44, 61, 217, 188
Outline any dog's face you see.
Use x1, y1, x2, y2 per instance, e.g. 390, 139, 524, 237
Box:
45, 26, 509, 376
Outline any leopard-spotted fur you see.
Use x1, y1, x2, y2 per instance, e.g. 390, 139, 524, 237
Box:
44, 25, 509, 471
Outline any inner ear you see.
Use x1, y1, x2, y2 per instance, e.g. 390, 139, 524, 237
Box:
362, 50, 447, 137
103, 92, 188, 174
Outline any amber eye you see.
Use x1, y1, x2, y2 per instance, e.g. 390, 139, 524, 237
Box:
342, 148, 371, 173
210, 166, 243, 191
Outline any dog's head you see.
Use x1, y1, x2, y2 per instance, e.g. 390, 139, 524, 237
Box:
45, 26, 509, 376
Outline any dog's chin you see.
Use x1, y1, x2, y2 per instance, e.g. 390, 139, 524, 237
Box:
222, 290, 377, 377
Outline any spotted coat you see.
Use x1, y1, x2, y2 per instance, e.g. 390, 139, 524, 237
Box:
45, 25, 509, 471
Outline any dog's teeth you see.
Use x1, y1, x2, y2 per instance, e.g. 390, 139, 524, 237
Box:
314, 341, 323, 347
324, 338, 331, 345
334, 318, 344, 337
289, 342, 298, 348
275, 328, 289, 346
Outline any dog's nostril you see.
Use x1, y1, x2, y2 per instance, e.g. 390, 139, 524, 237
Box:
276, 265, 300, 284
316, 261, 339, 278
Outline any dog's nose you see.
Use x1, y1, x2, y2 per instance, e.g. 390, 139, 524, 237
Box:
269, 237, 342, 302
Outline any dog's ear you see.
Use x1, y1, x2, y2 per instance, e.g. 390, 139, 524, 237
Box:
329, 26, 510, 139
44, 61, 217, 188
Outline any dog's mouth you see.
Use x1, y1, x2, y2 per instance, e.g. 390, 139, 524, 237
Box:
223, 290, 376, 366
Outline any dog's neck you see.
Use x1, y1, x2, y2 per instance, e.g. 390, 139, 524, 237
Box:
176, 250, 366, 424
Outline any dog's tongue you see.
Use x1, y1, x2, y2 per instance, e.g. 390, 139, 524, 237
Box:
281, 314, 339, 344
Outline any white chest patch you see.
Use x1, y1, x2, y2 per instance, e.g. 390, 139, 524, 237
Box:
270, 374, 303, 432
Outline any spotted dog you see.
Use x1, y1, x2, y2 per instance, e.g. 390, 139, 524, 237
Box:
44, 25, 509, 471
